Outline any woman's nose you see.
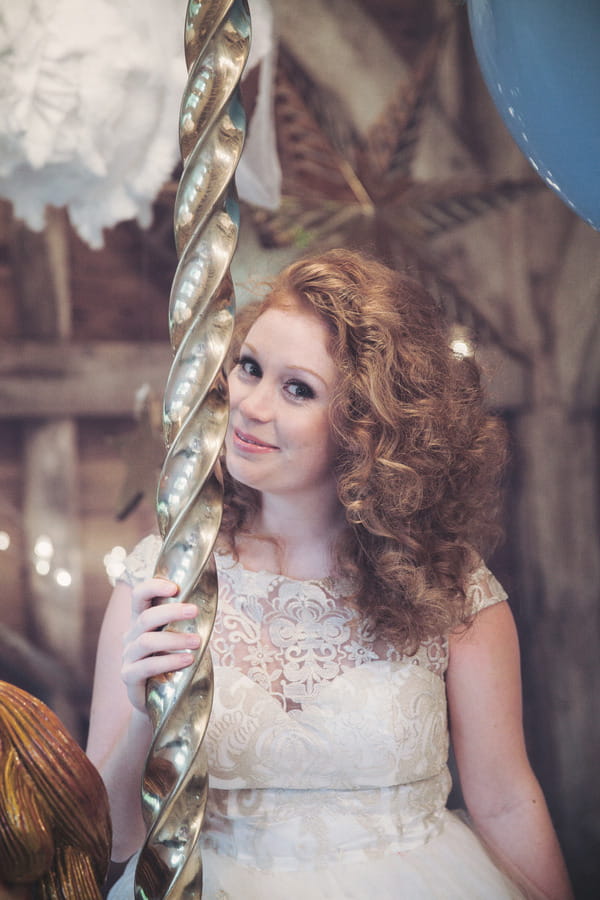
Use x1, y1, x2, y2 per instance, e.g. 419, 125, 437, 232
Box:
237, 382, 273, 422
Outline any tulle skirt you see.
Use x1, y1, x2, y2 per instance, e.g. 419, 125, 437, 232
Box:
108, 810, 525, 899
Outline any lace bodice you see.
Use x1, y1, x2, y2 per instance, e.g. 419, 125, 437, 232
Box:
119, 534, 507, 868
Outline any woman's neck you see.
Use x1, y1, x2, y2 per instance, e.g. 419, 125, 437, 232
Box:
239, 490, 346, 580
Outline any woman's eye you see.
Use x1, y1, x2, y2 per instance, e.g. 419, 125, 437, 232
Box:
285, 380, 315, 400
237, 356, 262, 378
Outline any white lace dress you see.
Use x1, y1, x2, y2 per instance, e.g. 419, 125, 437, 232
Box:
109, 535, 524, 899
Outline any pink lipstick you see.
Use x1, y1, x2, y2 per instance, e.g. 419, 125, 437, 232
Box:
232, 428, 279, 453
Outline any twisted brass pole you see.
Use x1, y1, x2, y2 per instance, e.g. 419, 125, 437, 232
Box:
135, 2, 250, 897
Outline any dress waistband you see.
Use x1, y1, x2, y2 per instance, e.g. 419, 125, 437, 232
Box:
201, 773, 451, 871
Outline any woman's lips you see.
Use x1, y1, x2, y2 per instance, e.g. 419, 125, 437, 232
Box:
232, 428, 279, 453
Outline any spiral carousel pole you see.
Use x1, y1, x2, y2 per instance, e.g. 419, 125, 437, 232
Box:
134, 2, 250, 897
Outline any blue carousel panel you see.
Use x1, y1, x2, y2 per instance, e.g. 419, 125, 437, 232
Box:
467, 0, 600, 229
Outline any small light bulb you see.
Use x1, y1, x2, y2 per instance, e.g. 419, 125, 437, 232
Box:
34, 535, 54, 559
55, 568, 72, 588
450, 338, 474, 359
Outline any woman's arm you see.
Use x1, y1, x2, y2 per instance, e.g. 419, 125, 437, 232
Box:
86, 578, 199, 861
447, 600, 573, 900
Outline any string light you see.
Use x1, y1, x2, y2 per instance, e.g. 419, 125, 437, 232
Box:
450, 337, 474, 358
54, 568, 73, 588
0, 531, 10, 551
34, 535, 54, 559
31, 534, 73, 585
32, 535, 55, 577
449, 325, 475, 359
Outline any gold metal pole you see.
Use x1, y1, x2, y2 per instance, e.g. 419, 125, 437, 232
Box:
135, 2, 250, 897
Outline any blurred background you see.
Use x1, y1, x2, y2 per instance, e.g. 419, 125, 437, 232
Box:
0, 1, 598, 895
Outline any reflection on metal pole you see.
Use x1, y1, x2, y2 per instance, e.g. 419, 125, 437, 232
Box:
135, 2, 250, 897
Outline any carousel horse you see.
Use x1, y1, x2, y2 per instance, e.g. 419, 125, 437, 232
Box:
0, 680, 111, 899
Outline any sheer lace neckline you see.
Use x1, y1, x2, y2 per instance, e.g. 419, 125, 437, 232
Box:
214, 546, 354, 594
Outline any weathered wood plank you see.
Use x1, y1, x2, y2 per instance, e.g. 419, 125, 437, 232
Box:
9, 209, 72, 338
11, 211, 86, 732
0, 341, 172, 417
514, 404, 600, 890
0, 339, 526, 416
554, 218, 600, 407
23, 420, 83, 669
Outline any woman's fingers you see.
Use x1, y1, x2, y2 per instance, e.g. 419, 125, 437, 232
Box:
122, 649, 197, 686
124, 627, 201, 663
122, 647, 197, 712
121, 577, 201, 711
121, 625, 200, 711
130, 577, 179, 615
129, 601, 198, 639
128, 576, 198, 638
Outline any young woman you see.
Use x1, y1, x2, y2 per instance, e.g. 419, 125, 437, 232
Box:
87, 249, 573, 899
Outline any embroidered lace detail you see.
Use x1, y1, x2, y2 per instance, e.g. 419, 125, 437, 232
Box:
119, 535, 506, 710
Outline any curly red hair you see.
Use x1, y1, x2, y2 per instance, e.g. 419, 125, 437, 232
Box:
221, 249, 508, 649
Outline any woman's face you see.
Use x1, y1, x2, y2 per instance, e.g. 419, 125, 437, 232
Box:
225, 301, 339, 501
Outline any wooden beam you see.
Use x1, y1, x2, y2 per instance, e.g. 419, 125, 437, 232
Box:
0, 338, 527, 417
477, 343, 528, 412
0, 341, 172, 417
554, 217, 600, 408
9, 208, 72, 338
514, 404, 600, 883
23, 420, 83, 670
10, 211, 85, 726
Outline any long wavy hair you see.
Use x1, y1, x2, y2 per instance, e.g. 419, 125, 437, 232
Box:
221, 249, 508, 649
0, 681, 111, 899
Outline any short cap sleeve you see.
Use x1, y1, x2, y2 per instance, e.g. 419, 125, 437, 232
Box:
465, 563, 508, 614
